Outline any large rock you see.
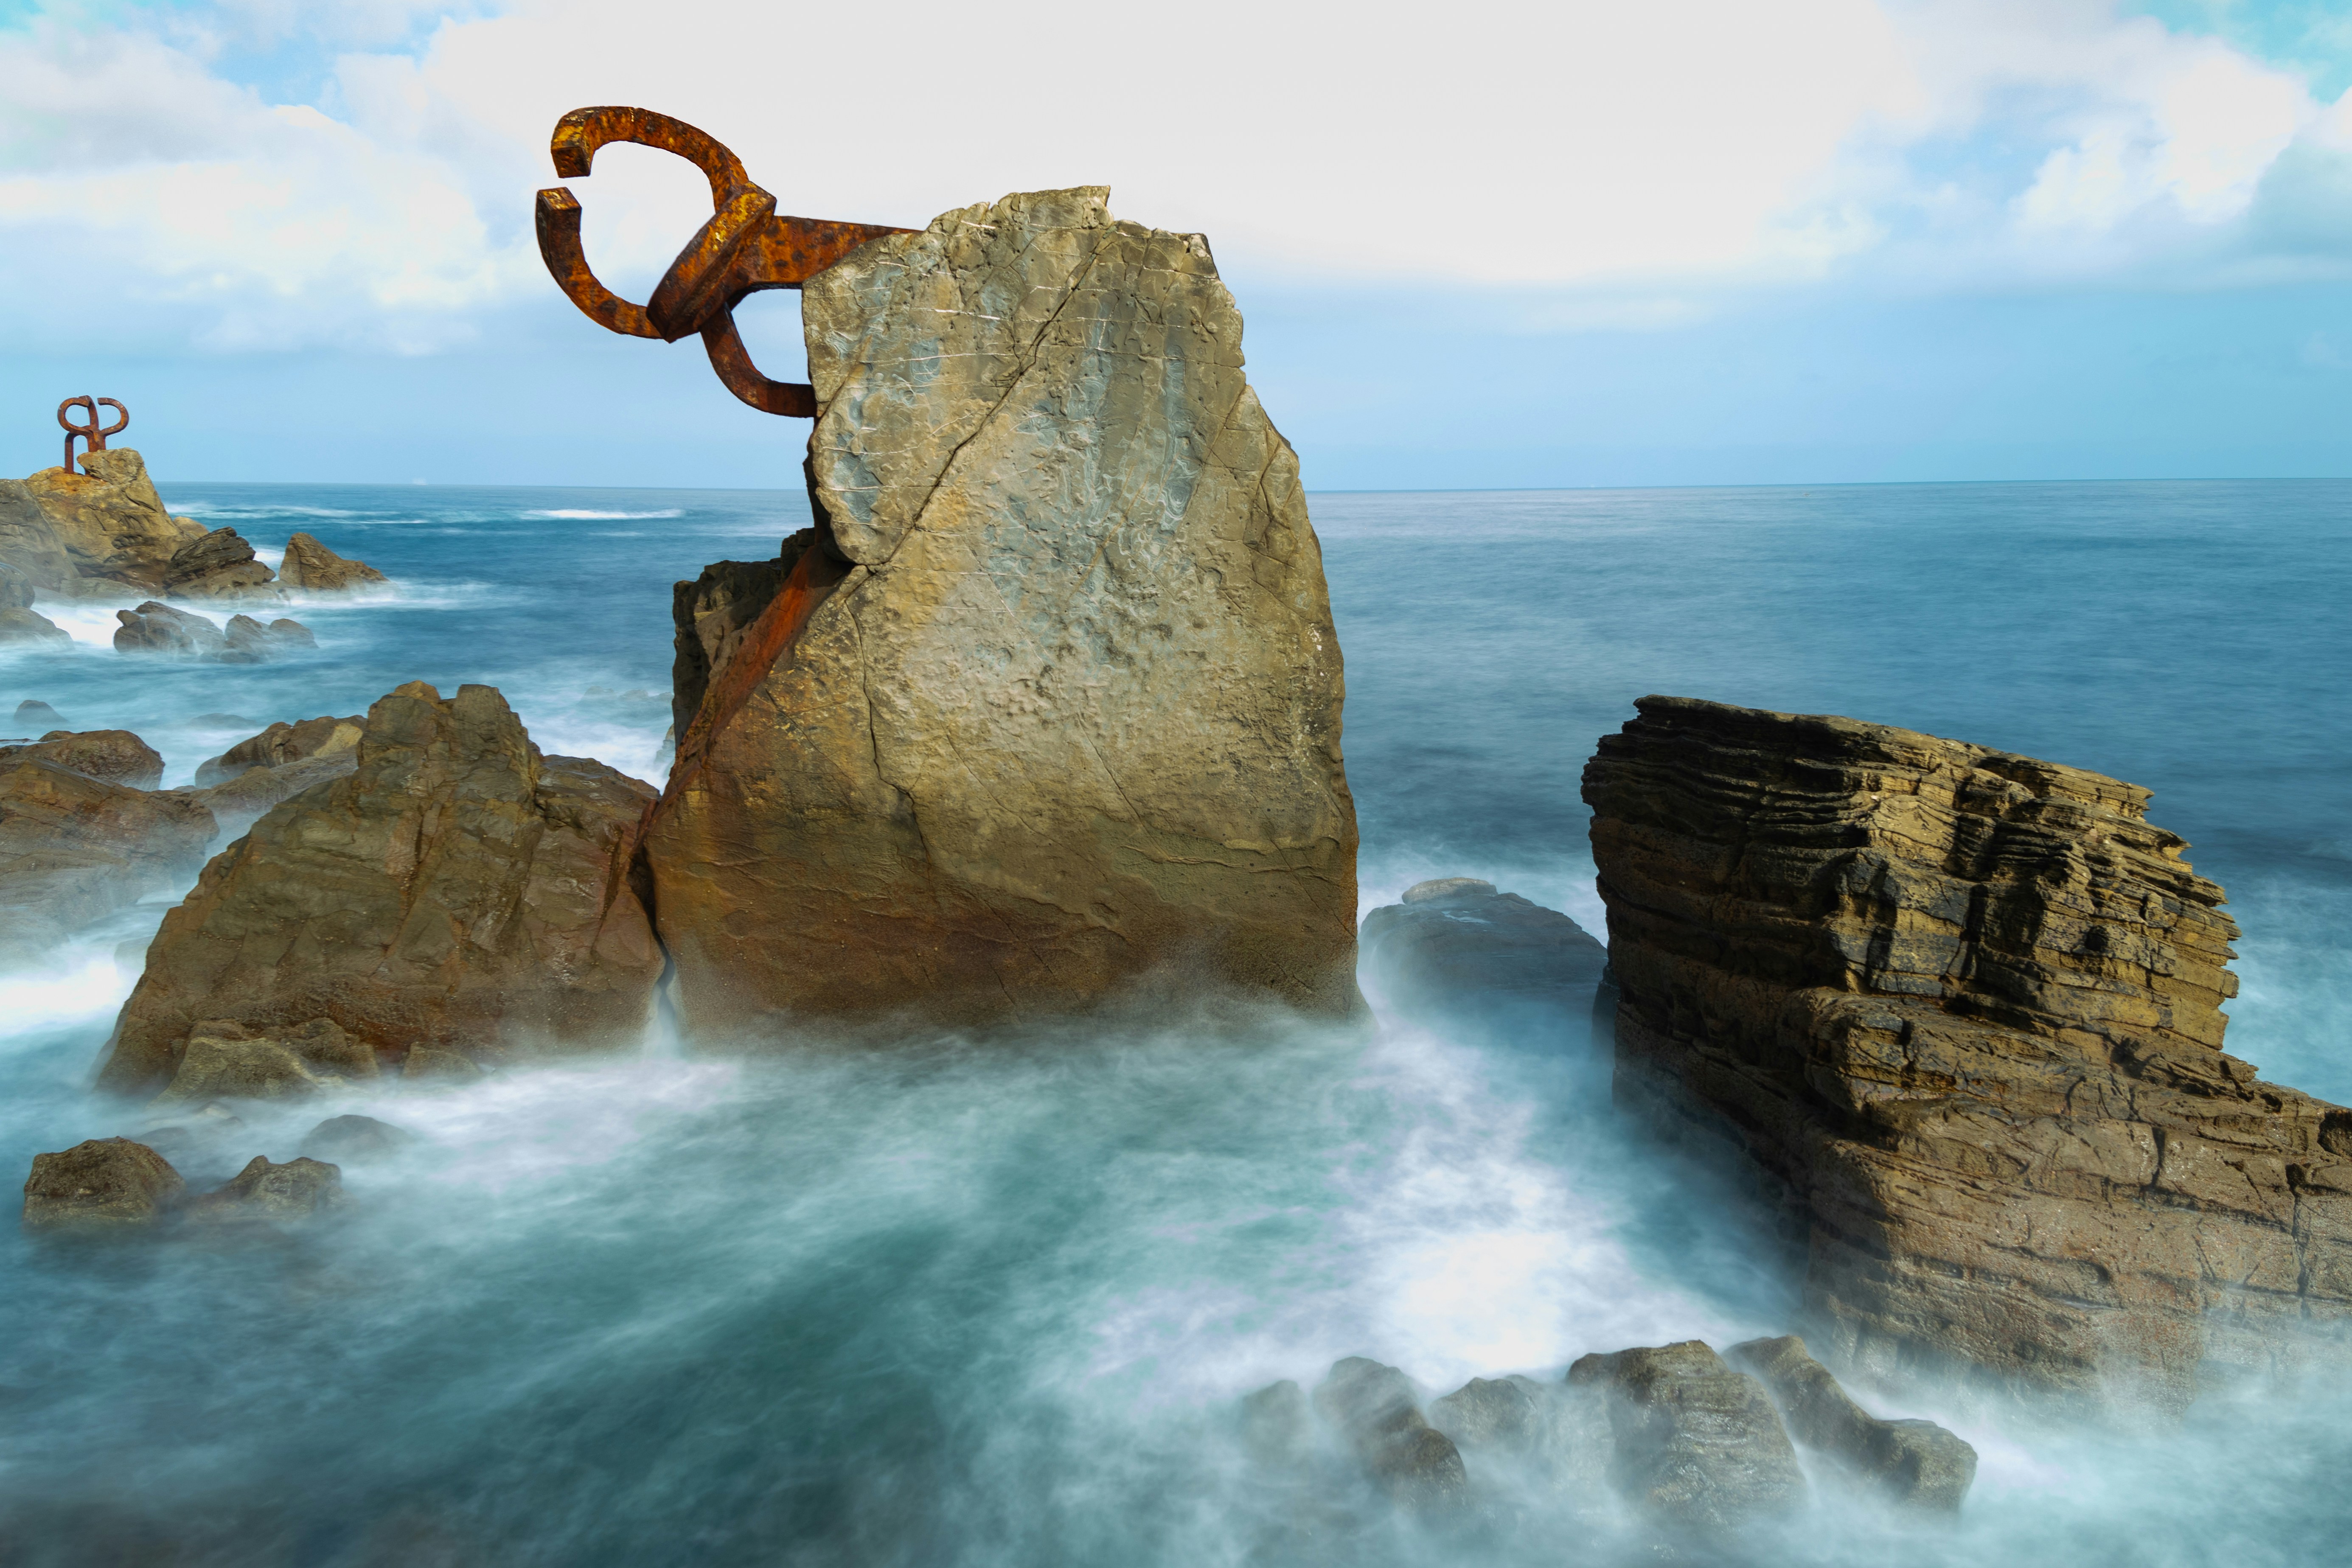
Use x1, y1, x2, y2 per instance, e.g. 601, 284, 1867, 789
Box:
18, 449, 208, 592
0, 729, 163, 789
1311, 1358, 1468, 1511
1568, 1340, 1807, 1532
1727, 1335, 1976, 1511
98, 682, 663, 1094
1360, 877, 1608, 1039
160, 526, 280, 600
276, 531, 387, 592
195, 714, 364, 786
0, 561, 69, 645
1582, 696, 2352, 1412
643, 187, 1359, 1031
0, 756, 215, 960
22, 1138, 184, 1230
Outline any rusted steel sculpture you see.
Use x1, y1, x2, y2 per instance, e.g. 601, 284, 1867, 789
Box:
534, 107, 912, 416
58, 396, 127, 472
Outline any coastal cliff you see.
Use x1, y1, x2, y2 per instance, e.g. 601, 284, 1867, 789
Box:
1582, 695, 2352, 1411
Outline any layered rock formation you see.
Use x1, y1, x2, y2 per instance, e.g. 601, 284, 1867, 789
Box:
1360, 876, 1608, 1040
645, 187, 1359, 1030
160, 526, 280, 601
277, 531, 385, 593
1582, 695, 2352, 1411
0, 747, 214, 961
195, 714, 364, 786
99, 682, 662, 1094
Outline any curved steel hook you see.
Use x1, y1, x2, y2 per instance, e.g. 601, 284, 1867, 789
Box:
57, 396, 127, 473
533, 105, 914, 417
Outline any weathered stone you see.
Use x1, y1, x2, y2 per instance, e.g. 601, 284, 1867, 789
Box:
1568, 1340, 1806, 1532
276, 531, 386, 592
669, 547, 799, 739
221, 613, 311, 662
0, 729, 163, 789
0, 756, 215, 960
300, 1114, 416, 1165
1239, 1379, 1314, 1467
22, 1138, 184, 1230
1360, 878, 1608, 1037
99, 682, 662, 1095
0, 479, 84, 595
1581, 696, 2352, 1412
267, 617, 317, 648
153, 1018, 378, 1103
196, 714, 365, 786
187, 1155, 344, 1222
644, 188, 1359, 1032
114, 600, 227, 659
14, 699, 67, 728
1429, 1373, 1612, 1504
179, 748, 361, 840
19, 450, 208, 592
1728, 1335, 1975, 1512
161, 526, 280, 601
1312, 1358, 1468, 1511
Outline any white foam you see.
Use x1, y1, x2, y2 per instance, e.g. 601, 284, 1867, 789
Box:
522, 508, 686, 520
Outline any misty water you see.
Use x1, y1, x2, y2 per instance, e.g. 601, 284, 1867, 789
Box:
1, 480, 2347, 1564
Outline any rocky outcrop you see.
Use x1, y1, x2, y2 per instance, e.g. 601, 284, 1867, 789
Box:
276, 531, 386, 593
0, 729, 163, 789
14, 450, 208, 593
1569, 1341, 1807, 1533
160, 526, 280, 600
98, 682, 662, 1095
1582, 695, 2352, 1412
643, 187, 1358, 1032
0, 561, 68, 645
195, 714, 364, 786
1728, 1335, 1975, 1511
1312, 1358, 1468, 1511
22, 1138, 184, 1230
0, 755, 215, 960
186, 1155, 343, 1223
1361, 877, 1608, 1039
114, 601, 314, 662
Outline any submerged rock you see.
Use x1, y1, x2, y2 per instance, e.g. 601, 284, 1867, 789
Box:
0, 755, 214, 961
100, 681, 662, 1095
187, 1155, 344, 1223
195, 713, 364, 787
300, 1114, 416, 1165
222, 613, 312, 661
22, 1138, 184, 1230
161, 526, 279, 601
1582, 696, 2352, 1411
114, 600, 226, 659
402, 1047, 483, 1083
643, 187, 1359, 1032
14, 699, 67, 729
0, 728, 163, 789
1360, 877, 1608, 1039
1239, 1379, 1314, 1467
153, 1018, 378, 1103
1313, 1358, 1468, 1511
1729, 1335, 1976, 1512
1569, 1340, 1806, 1533
276, 531, 386, 593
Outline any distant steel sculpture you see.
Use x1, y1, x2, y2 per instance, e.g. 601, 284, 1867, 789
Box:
534, 107, 914, 417
58, 396, 127, 472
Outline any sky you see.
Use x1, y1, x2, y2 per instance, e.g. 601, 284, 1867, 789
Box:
3, 0, 2351, 490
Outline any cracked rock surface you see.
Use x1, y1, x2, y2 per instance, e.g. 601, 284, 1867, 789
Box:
644, 187, 1359, 1030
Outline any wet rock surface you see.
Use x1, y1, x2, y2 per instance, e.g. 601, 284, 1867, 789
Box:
196, 713, 365, 786
22, 1138, 185, 1230
0, 561, 68, 644
644, 187, 1359, 1032
0, 753, 214, 960
0, 728, 163, 788
1582, 695, 2352, 1411
101, 681, 662, 1094
154, 1018, 379, 1104
276, 530, 386, 592
186, 1155, 344, 1223
300, 1114, 417, 1165
1569, 1340, 1807, 1533
115, 601, 314, 662
1361, 877, 1608, 1039
1313, 1358, 1470, 1511
178, 747, 361, 840
1729, 1335, 1976, 1511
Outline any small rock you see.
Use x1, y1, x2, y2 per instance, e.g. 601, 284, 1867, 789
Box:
114, 600, 226, 659
1313, 1358, 1468, 1512
14, 699, 67, 727
276, 532, 386, 593
160, 526, 279, 601
1360, 878, 1609, 1040
187, 1155, 343, 1223
1569, 1340, 1806, 1533
1239, 1379, 1314, 1467
402, 1047, 483, 1083
300, 1114, 416, 1165
0, 729, 163, 789
153, 1018, 377, 1103
22, 1138, 184, 1230
1728, 1335, 1976, 1512
268, 617, 317, 648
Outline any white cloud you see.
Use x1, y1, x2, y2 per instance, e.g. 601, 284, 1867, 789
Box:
0, 0, 2346, 356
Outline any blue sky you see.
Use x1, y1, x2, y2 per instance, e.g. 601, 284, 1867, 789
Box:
4, 0, 2350, 489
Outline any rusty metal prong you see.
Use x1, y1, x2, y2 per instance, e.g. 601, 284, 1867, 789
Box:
535, 188, 659, 339
550, 106, 747, 208
700, 314, 815, 418
93, 398, 127, 439
646, 185, 778, 343
57, 394, 122, 473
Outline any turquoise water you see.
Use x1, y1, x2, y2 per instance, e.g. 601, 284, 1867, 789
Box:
0, 480, 2346, 1564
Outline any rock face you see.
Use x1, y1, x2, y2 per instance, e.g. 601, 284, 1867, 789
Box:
160, 526, 280, 600
1312, 1358, 1468, 1510
670, 550, 797, 740
22, 1138, 184, 1230
644, 187, 1359, 1031
1582, 695, 2352, 1411
276, 531, 386, 592
0, 729, 163, 789
1569, 1341, 1807, 1533
178, 748, 360, 840
1728, 1335, 1975, 1511
196, 714, 364, 786
14, 450, 208, 593
153, 1018, 379, 1103
0, 755, 215, 961
1360, 877, 1609, 1038
0, 561, 68, 645
99, 682, 663, 1095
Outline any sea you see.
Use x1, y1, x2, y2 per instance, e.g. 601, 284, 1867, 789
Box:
0, 479, 2346, 1565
